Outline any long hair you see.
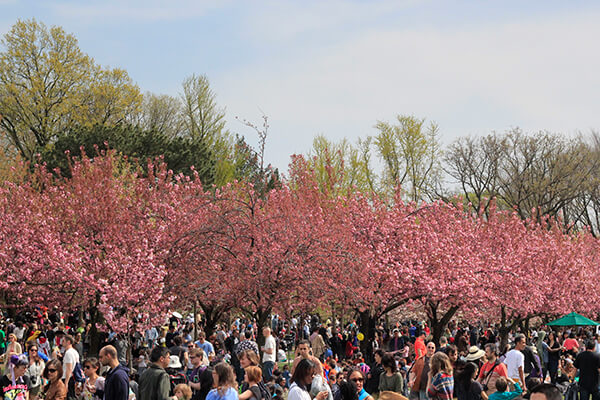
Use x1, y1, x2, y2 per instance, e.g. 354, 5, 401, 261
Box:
456, 362, 477, 392
239, 349, 260, 366
213, 362, 236, 396
430, 352, 453, 376
291, 358, 316, 391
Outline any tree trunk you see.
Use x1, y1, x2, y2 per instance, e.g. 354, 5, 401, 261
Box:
88, 293, 102, 356
358, 310, 376, 361
427, 302, 460, 347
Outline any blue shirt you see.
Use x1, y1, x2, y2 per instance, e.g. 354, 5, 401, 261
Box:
488, 383, 522, 400
207, 387, 238, 400
195, 340, 215, 355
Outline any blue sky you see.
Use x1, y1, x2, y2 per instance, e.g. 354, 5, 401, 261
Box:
2, 0, 600, 171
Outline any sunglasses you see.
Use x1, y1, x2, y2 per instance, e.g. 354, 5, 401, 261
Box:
84, 365, 93, 369
47, 369, 57, 373
351, 378, 364, 383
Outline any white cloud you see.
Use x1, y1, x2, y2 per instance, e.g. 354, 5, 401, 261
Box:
215, 10, 600, 169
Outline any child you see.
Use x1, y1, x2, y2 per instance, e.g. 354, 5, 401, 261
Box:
174, 383, 193, 400
488, 377, 522, 400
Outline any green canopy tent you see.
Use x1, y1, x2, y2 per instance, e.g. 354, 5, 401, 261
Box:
547, 312, 600, 326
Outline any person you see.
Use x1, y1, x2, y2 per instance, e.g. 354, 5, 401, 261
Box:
465, 347, 485, 365
503, 335, 526, 392
188, 348, 213, 400
414, 332, 426, 360
329, 371, 341, 400
195, 333, 215, 362
426, 352, 454, 400
174, 384, 193, 400
100, 345, 130, 400
239, 366, 262, 400
43, 359, 67, 400
291, 341, 323, 375
563, 333, 579, 356
455, 362, 485, 400
288, 359, 327, 400
61, 335, 80, 400
487, 378, 521, 400
545, 332, 560, 384
349, 369, 374, 400
78, 357, 105, 400
378, 353, 404, 394
4, 334, 22, 370
388, 330, 403, 353
574, 340, 600, 400
26, 343, 45, 399
409, 342, 436, 400
139, 346, 172, 400
206, 362, 238, 400
529, 383, 561, 400
366, 349, 384, 396
477, 344, 508, 397
310, 328, 326, 361
337, 380, 359, 400
0, 354, 30, 400
236, 332, 259, 357
261, 328, 276, 381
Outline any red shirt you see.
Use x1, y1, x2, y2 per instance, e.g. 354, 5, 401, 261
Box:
415, 337, 426, 359
564, 338, 579, 351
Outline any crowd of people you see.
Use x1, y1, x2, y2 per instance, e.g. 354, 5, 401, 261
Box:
0, 309, 597, 400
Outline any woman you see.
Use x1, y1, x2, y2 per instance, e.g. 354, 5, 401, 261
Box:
427, 352, 454, 400
455, 362, 485, 400
546, 331, 560, 384
43, 359, 67, 400
338, 380, 359, 400
0, 354, 30, 400
348, 369, 374, 400
79, 357, 105, 400
239, 366, 262, 400
238, 350, 269, 397
288, 359, 328, 400
27, 344, 45, 399
4, 333, 23, 369
378, 353, 404, 394
206, 362, 238, 400
366, 350, 384, 396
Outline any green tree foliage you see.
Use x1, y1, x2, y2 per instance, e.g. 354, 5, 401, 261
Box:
40, 124, 215, 183
374, 115, 442, 202
0, 19, 142, 161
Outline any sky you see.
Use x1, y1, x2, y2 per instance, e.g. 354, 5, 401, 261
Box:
2, 0, 600, 172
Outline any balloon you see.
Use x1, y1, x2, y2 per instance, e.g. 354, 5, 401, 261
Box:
357, 333, 364, 341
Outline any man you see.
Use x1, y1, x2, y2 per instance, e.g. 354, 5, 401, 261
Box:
100, 345, 130, 400
574, 340, 600, 400
388, 329, 403, 353
139, 346, 172, 400
410, 342, 436, 400
62, 335, 80, 400
194, 332, 215, 361
187, 348, 213, 400
169, 336, 188, 369
261, 327, 277, 381
478, 343, 509, 396
236, 330, 259, 356
414, 330, 426, 359
530, 383, 562, 400
292, 340, 323, 375
504, 334, 527, 392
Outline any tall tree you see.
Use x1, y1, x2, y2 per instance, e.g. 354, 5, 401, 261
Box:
374, 115, 442, 201
0, 19, 142, 160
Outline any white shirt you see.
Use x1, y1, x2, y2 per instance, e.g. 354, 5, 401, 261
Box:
288, 383, 311, 400
263, 335, 277, 363
504, 349, 524, 380
62, 347, 80, 379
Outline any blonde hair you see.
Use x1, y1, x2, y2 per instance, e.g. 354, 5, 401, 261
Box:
214, 362, 237, 396
430, 352, 453, 376
174, 384, 193, 400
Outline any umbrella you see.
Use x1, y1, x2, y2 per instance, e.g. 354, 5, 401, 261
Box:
172, 311, 183, 319
547, 312, 600, 326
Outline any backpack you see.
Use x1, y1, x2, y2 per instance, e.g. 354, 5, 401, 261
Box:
73, 362, 86, 383
257, 381, 271, 400
169, 371, 187, 395
529, 353, 543, 378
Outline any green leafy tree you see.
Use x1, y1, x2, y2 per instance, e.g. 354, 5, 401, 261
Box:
0, 19, 142, 160
40, 124, 215, 183
374, 115, 442, 201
